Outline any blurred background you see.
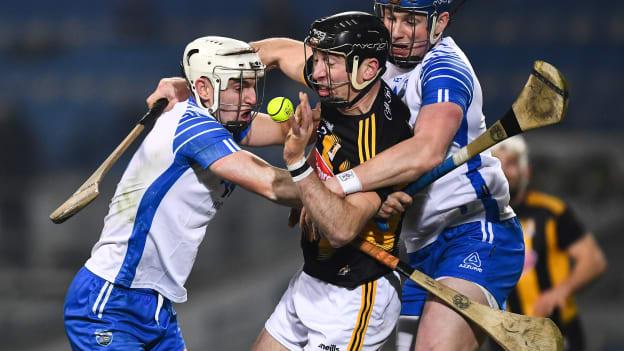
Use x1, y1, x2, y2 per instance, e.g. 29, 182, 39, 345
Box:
0, 0, 622, 350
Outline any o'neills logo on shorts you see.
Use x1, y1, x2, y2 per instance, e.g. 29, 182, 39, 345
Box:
318, 343, 340, 351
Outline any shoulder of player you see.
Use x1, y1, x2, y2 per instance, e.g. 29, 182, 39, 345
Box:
524, 190, 567, 216
421, 38, 472, 77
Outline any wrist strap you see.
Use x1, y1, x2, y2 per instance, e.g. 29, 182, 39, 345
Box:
288, 157, 313, 182
336, 169, 362, 195
287, 157, 307, 172
292, 166, 314, 182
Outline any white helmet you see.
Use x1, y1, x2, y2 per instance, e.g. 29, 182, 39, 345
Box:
182, 36, 265, 130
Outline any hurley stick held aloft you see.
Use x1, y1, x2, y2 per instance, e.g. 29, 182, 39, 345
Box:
50, 98, 168, 224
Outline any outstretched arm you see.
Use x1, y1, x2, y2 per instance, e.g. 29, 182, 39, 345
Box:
250, 38, 311, 84
210, 150, 301, 208
283, 92, 380, 247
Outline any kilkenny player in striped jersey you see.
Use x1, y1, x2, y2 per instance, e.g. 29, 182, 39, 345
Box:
492, 136, 607, 351
318, 2, 525, 350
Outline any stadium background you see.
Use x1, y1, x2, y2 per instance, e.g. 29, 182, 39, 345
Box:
0, 1, 622, 350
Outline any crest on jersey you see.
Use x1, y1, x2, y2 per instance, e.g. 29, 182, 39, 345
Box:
95, 330, 113, 347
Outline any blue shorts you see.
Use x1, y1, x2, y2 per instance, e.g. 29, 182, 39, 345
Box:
64, 267, 185, 351
401, 218, 524, 316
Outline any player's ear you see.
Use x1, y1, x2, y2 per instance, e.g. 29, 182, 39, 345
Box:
360, 58, 381, 82
435, 12, 450, 34
195, 77, 214, 106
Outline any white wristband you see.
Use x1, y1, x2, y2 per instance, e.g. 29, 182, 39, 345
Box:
335, 169, 362, 195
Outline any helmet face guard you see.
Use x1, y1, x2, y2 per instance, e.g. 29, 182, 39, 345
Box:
374, 0, 451, 67
182, 36, 266, 133
213, 65, 265, 133
304, 11, 389, 109
304, 39, 354, 109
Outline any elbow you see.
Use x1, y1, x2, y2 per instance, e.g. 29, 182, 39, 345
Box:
326, 226, 360, 248
595, 251, 608, 276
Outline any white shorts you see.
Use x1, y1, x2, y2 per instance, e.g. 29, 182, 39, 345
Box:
265, 268, 401, 351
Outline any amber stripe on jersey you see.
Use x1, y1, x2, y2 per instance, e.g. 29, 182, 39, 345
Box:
357, 114, 377, 164
512, 191, 579, 323
347, 280, 377, 351
515, 218, 541, 316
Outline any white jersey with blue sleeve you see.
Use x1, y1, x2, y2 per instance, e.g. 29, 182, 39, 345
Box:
85, 97, 244, 303
383, 37, 515, 252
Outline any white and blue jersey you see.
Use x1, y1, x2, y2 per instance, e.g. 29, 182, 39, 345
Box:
84, 97, 246, 303
383, 37, 516, 253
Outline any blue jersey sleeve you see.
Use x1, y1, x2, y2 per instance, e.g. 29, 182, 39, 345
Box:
173, 113, 241, 169
420, 53, 474, 113
232, 124, 251, 143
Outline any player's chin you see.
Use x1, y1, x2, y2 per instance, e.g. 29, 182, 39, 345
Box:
392, 43, 426, 58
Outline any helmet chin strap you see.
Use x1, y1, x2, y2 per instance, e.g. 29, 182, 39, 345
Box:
340, 55, 384, 109
389, 12, 443, 68
428, 14, 443, 45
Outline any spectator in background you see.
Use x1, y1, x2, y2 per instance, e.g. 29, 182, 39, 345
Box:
0, 100, 37, 268
492, 135, 608, 351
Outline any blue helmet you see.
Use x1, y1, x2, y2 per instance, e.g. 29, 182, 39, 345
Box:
375, 0, 454, 18
374, 0, 458, 67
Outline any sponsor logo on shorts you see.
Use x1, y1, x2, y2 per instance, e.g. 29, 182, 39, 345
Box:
318, 343, 340, 351
458, 252, 483, 273
94, 330, 113, 347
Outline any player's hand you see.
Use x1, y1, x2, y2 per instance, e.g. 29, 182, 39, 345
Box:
312, 102, 321, 126
146, 77, 190, 112
533, 284, 571, 317
377, 191, 413, 219
284, 92, 314, 165
323, 177, 346, 198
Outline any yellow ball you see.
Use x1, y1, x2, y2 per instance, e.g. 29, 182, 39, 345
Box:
267, 97, 294, 122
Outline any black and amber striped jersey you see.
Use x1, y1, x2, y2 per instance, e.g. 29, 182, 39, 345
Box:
302, 81, 413, 289
506, 190, 586, 346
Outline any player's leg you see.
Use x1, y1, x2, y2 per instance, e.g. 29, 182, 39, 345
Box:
414, 277, 491, 351
402, 219, 524, 351
253, 269, 309, 351
252, 328, 290, 351
395, 315, 419, 351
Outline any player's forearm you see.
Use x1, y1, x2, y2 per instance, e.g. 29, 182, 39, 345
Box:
562, 234, 608, 295
354, 137, 444, 191
243, 113, 291, 146
270, 167, 303, 208
250, 38, 306, 83
350, 105, 461, 192
296, 174, 369, 247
